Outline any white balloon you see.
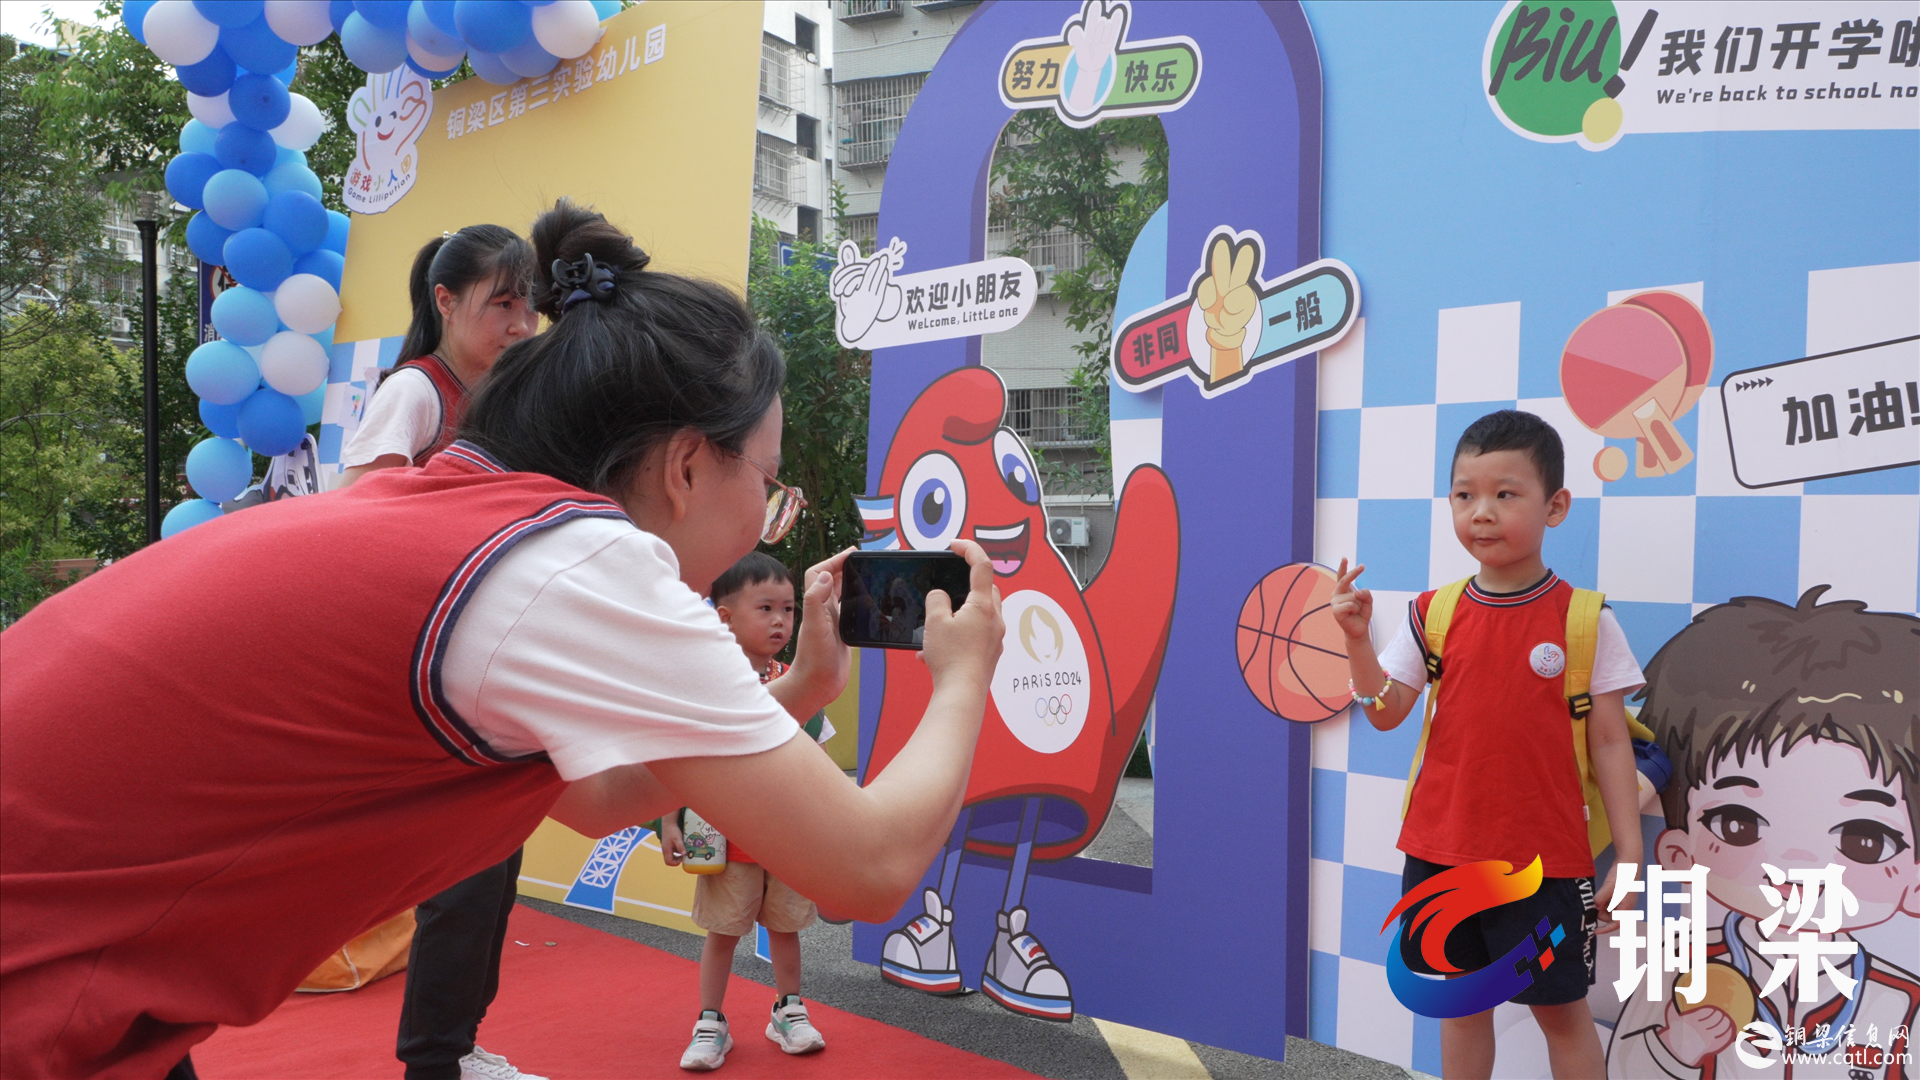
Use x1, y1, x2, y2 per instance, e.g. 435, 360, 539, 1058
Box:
270, 93, 326, 150
258, 330, 329, 396
272, 274, 341, 334
142, 0, 219, 67
530, 0, 602, 60
263, 0, 334, 46
406, 35, 465, 75
187, 90, 235, 129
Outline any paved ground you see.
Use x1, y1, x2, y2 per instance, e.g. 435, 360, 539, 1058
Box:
527, 780, 1415, 1079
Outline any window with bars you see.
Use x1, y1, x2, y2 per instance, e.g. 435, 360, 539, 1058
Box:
1006, 387, 1093, 446
835, 73, 925, 168
841, 213, 878, 253
839, 0, 901, 19
760, 39, 798, 110
754, 137, 800, 203
986, 224, 1091, 292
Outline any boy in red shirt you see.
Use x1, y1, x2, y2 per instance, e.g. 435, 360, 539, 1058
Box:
1333, 410, 1645, 1078
659, 553, 833, 1071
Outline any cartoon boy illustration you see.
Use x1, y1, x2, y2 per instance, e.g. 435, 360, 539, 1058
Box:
1607, 587, 1920, 1078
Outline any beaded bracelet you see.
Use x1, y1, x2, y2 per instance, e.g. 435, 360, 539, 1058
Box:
1350, 677, 1393, 711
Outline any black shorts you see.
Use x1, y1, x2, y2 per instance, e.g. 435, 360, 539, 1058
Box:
1398, 854, 1598, 1007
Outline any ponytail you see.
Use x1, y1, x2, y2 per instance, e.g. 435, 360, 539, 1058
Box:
397, 225, 535, 365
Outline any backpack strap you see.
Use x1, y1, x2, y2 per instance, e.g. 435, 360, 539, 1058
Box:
1564, 587, 1603, 719
1400, 578, 1471, 820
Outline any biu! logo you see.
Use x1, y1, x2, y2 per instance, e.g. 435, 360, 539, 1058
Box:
1483, 0, 1638, 151
1381, 857, 1572, 1017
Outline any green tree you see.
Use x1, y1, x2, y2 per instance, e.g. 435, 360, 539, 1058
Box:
988, 111, 1168, 492
746, 216, 870, 593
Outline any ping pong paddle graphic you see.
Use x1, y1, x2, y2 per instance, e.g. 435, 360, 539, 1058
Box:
1560, 292, 1713, 479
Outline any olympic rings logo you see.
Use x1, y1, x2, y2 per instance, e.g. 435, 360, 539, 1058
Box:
1032, 693, 1075, 726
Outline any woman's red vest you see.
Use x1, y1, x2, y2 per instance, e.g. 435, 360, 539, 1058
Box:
0, 444, 628, 1079
397, 353, 470, 465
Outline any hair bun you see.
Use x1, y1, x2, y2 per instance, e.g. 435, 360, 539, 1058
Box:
531, 198, 651, 319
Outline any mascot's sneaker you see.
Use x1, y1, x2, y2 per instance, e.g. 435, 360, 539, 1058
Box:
459, 1047, 547, 1080
881, 888, 964, 994
981, 906, 1073, 1022
679, 1010, 733, 1071
765, 994, 826, 1055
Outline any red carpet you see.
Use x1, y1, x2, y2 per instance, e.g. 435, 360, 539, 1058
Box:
195, 906, 1034, 1079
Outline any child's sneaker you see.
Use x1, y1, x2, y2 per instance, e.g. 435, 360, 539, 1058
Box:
765, 994, 826, 1055
458, 1047, 547, 1080
679, 1010, 732, 1071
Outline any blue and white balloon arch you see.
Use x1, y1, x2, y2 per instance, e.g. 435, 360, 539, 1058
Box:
138, 0, 619, 536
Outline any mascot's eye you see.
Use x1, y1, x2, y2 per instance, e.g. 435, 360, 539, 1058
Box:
898, 452, 968, 551
1834, 818, 1910, 865
1699, 805, 1767, 847
993, 429, 1040, 505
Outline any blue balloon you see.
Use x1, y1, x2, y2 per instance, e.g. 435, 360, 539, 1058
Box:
180, 118, 219, 156
273, 145, 306, 168
420, 0, 458, 33
202, 168, 269, 230
186, 436, 254, 502
199, 395, 245, 438
340, 12, 408, 72
220, 18, 298, 74
407, 0, 460, 52
296, 382, 327, 425
194, 0, 262, 28
262, 191, 329, 255
293, 248, 345, 290
455, 0, 531, 53
210, 286, 281, 346
465, 48, 518, 85
238, 388, 306, 457
500, 34, 556, 78
175, 45, 236, 96
323, 210, 350, 254
223, 228, 294, 290
161, 499, 225, 538
165, 153, 222, 210
589, 0, 618, 19
213, 123, 278, 176
352, 0, 410, 31
263, 160, 323, 200
125, 0, 158, 43
270, 58, 299, 85
186, 340, 261, 404
330, 0, 355, 30
228, 72, 290, 130
186, 211, 235, 263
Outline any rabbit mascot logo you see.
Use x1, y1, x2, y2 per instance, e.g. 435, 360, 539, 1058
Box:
344, 68, 431, 214
860, 367, 1179, 1020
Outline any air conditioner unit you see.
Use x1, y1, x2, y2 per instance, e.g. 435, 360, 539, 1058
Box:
1049, 516, 1089, 547
110, 317, 131, 333
1033, 264, 1057, 292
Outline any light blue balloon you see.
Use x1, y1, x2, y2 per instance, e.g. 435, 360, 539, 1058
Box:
340, 12, 408, 72
238, 388, 307, 457
273, 145, 306, 168
202, 168, 269, 230
465, 47, 518, 85
500, 34, 556, 78
407, 0, 460, 52
186, 436, 254, 502
589, 0, 618, 19
200, 395, 245, 438
161, 499, 225, 538
296, 382, 327, 425
263, 160, 323, 200
180, 119, 219, 156
210, 286, 281, 346
186, 340, 262, 404
322, 210, 350, 254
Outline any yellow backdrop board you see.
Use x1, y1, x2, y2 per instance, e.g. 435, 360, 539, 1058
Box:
335, 0, 762, 340
332, 2, 763, 930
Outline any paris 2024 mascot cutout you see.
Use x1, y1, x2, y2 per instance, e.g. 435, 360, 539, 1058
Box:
857, 367, 1180, 1021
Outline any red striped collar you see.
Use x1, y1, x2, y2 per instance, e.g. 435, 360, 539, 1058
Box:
1464, 571, 1560, 607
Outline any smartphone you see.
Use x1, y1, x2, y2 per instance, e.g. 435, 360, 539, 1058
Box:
839, 551, 973, 650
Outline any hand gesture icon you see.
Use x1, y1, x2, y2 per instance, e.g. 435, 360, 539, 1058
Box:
347, 68, 431, 180
831, 236, 907, 345
1194, 234, 1259, 382
1061, 0, 1128, 121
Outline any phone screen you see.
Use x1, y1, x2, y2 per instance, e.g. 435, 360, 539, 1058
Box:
839, 552, 973, 650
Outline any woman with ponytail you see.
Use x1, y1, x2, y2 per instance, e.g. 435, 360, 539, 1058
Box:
1, 200, 1004, 1080
338, 226, 537, 484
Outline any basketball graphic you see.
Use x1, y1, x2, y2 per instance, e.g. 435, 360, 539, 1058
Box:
1236, 563, 1351, 722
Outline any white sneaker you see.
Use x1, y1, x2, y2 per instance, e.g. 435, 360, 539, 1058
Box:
459, 1046, 548, 1080
765, 995, 825, 1055
980, 906, 1074, 1022
679, 1010, 733, 1071
880, 888, 963, 995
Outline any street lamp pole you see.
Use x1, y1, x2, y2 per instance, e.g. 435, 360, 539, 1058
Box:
135, 218, 160, 544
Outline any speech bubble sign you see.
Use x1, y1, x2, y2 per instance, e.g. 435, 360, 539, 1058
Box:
1721, 335, 1920, 488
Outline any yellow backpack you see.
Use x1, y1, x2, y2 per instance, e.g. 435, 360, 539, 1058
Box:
1398, 579, 1655, 858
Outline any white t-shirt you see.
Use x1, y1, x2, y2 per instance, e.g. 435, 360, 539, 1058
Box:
440, 516, 800, 780
341, 367, 441, 469
1377, 599, 1646, 697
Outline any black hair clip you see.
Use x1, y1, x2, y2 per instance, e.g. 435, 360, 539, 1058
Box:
554, 252, 617, 312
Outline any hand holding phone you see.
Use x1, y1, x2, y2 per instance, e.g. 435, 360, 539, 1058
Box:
839, 550, 975, 650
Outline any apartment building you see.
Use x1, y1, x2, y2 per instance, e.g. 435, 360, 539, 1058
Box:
755, 2, 836, 243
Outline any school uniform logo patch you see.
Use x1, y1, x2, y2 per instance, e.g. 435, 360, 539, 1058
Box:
1529, 642, 1566, 679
